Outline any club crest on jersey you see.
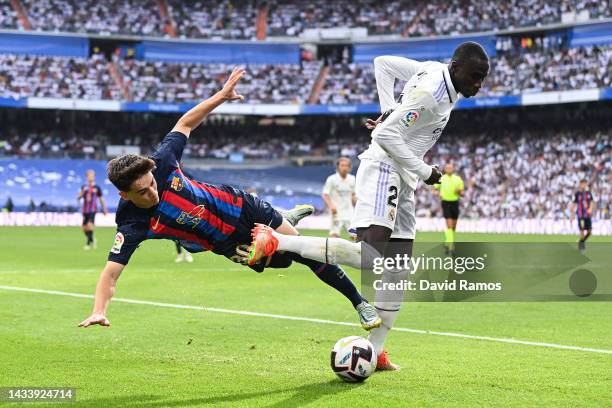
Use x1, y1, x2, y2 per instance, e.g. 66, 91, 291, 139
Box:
401, 111, 419, 128
171, 176, 184, 192
111, 232, 124, 254
388, 208, 396, 222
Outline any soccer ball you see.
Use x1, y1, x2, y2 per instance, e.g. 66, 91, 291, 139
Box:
330, 336, 377, 382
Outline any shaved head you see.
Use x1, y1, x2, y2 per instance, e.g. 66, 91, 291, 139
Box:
449, 41, 490, 98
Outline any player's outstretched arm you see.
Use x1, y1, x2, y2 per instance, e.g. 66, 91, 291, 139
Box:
78, 261, 125, 328
171, 67, 245, 137
374, 56, 421, 112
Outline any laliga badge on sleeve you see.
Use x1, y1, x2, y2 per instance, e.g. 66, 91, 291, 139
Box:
400, 110, 419, 128
111, 232, 125, 254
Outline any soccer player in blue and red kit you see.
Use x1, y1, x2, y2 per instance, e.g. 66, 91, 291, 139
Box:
78, 68, 380, 331
78, 169, 108, 250
570, 179, 595, 253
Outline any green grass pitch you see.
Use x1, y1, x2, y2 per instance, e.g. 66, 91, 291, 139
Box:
0, 227, 610, 407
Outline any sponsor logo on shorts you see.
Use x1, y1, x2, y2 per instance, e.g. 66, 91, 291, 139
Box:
111, 232, 124, 254
401, 111, 419, 128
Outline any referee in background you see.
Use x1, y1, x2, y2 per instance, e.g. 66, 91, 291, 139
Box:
433, 163, 464, 255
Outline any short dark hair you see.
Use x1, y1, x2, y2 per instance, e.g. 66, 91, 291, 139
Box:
107, 154, 155, 192
580, 179, 587, 184
452, 41, 489, 64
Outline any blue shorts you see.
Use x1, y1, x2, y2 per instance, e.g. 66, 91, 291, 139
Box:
577, 217, 592, 231
212, 192, 283, 262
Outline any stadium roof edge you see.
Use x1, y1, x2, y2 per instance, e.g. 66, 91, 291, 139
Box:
0, 17, 609, 45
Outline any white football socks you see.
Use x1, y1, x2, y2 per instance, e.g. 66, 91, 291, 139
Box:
272, 233, 364, 269
368, 265, 409, 354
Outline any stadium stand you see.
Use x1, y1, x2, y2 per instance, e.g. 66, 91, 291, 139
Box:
0, 53, 122, 100
266, 0, 420, 37
1, 44, 609, 103
0, 0, 18, 29
2, 0, 609, 38
22, 0, 165, 36
119, 60, 322, 104
167, 0, 258, 39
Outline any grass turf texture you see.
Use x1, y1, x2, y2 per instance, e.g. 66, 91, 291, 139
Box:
0, 227, 610, 407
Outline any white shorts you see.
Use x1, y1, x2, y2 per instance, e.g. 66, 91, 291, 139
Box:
351, 159, 416, 239
330, 217, 351, 236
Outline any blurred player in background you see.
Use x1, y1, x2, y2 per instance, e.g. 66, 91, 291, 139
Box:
570, 179, 595, 253
249, 41, 490, 371
78, 169, 107, 250
322, 157, 356, 238
433, 163, 464, 254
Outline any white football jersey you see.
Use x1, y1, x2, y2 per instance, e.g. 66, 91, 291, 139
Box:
360, 56, 459, 189
323, 172, 356, 220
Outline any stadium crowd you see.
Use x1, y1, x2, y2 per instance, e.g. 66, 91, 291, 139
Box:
0, 0, 17, 29
318, 45, 611, 103
23, 0, 166, 36
1, 0, 609, 38
167, 0, 258, 39
2, 44, 608, 103
120, 59, 321, 104
420, 130, 610, 220
0, 53, 121, 100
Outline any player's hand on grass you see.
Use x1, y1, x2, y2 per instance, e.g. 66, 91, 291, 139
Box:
220, 67, 246, 102
78, 314, 110, 328
423, 165, 442, 185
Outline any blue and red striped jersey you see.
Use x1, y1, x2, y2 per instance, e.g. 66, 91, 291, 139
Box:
574, 191, 593, 218
108, 131, 244, 265
81, 184, 102, 214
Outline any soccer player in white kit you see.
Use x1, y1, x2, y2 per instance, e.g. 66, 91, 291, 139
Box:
322, 157, 357, 238
247, 42, 490, 371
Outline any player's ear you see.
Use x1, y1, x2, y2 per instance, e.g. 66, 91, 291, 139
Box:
118, 191, 128, 200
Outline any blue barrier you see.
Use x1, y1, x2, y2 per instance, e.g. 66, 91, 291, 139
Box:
122, 101, 197, 113
0, 32, 88, 57
570, 22, 612, 47
0, 97, 26, 108
353, 34, 496, 63
455, 95, 522, 109
2, 89, 610, 114
300, 104, 380, 115
601, 88, 612, 100
143, 41, 300, 64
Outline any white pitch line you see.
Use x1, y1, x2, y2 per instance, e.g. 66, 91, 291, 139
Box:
1, 284, 611, 355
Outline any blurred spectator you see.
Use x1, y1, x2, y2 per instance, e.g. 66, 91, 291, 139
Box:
8, 0, 609, 38
120, 59, 321, 104
0, 53, 122, 100
0, 0, 17, 29
23, 0, 164, 36
167, 0, 258, 39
